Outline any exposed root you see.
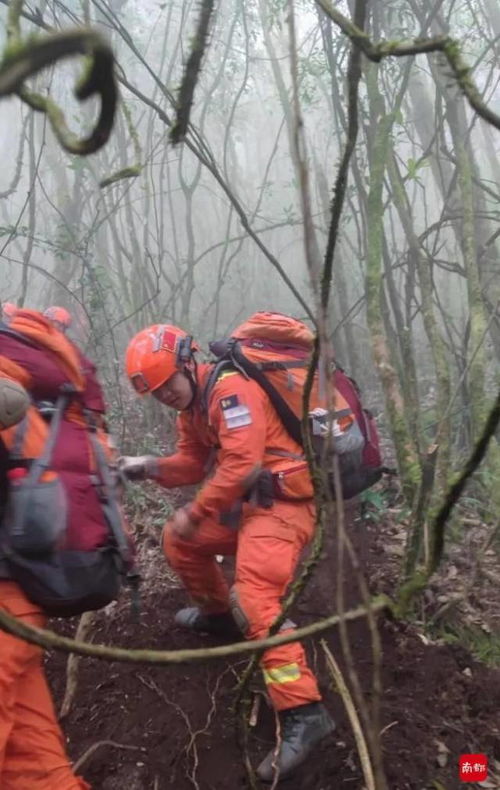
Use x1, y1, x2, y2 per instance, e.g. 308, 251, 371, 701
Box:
138, 668, 230, 790
59, 610, 97, 719
73, 739, 146, 773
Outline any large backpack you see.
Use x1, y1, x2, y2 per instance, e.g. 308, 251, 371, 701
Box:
0, 319, 139, 617
203, 312, 384, 500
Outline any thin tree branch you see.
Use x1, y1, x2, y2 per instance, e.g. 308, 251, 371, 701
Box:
316, 0, 500, 131
0, 597, 390, 663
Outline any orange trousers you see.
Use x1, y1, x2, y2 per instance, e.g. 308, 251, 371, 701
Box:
163, 500, 321, 711
0, 581, 90, 790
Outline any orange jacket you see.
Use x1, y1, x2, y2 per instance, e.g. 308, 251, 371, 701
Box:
152, 363, 312, 522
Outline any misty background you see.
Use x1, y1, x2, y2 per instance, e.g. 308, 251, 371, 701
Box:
1, 0, 499, 496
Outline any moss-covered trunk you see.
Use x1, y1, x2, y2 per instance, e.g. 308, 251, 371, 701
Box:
365, 67, 420, 506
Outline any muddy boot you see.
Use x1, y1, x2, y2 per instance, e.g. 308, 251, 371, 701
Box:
174, 607, 241, 639
256, 702, 335, 782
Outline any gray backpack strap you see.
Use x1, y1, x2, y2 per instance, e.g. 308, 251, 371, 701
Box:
10, 416, 29, 460
86, 427, 132, 565
86, 426, 140, 617
3, 391, 71, 558
200, 359, 236, 414
27, 393, 69, 483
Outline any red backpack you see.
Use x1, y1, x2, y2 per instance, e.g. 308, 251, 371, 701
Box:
0, 314, 139, 617
204, 312, 384, 499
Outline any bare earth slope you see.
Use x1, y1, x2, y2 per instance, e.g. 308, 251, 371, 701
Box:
46, 503, 500, 789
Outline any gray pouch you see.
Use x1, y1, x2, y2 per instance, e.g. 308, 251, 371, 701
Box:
6, 475, 67, 556
3, 394, 68, 557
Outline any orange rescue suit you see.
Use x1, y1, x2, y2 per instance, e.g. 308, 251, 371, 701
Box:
160, 364, 321, 711
0, 583, 89, 789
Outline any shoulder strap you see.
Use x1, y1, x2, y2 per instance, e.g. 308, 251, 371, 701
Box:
200, 358, 237, 414
85, 424, 141, 614
10, 416, 29, 460
25, 392, 70, 483
3, 393, 70, 537
85, 424, 132, 567
233, 343, 304, 446
202, 341, 304, 447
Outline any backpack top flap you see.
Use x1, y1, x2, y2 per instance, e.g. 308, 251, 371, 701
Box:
233, 312, 314, 351
4, 310, 84, 392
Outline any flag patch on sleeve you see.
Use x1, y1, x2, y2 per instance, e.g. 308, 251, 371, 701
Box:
220, 394, 252, 429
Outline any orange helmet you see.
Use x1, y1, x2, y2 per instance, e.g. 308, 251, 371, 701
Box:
2, 302, 17, 322
125, 324, 198, 395
44, 306, 72, 330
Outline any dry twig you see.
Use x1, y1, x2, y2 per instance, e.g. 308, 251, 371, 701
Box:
60, 610, 97, 718
322, 641, 375, 790
138, 667, 229, 790
73, 739, 145, 773
268, 708, 283, 790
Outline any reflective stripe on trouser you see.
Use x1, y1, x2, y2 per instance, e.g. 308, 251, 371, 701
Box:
163, 500, 321, 711
0, 581, 90, 790
233, 500, 321, 711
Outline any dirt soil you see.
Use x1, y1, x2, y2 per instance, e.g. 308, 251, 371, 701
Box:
46, 499, 500, 790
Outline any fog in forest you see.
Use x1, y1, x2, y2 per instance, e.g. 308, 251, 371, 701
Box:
1, 2, 500, 784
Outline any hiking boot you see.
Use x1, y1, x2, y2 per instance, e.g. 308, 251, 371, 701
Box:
256, 702, 335, 782
174, 607, 241, 639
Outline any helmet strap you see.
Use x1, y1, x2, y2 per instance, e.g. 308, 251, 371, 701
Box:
177, 335, 194, 366
178, 344, 197, 409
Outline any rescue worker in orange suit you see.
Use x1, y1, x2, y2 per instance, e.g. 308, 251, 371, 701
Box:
120, 324, 334, 782
0, 369, 90, 790
0, 304, 121, 789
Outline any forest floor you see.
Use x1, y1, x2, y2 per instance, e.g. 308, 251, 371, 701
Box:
46, 490, 500, 790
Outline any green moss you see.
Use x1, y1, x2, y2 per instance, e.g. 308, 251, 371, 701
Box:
99, 166, 141, 189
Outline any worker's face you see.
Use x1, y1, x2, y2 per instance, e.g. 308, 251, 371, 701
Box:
152, 371, 193, 410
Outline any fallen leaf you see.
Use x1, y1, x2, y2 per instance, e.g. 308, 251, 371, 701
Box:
434, 739, 450, 768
